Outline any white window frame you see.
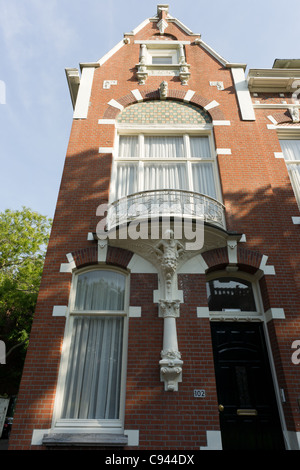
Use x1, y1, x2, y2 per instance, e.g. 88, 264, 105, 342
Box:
52, 267, 129, 434
135, 40, 190, 79
278, 130, 300, 209
109, 129, 222, 204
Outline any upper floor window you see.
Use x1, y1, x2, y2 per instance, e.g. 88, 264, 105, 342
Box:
279, 139, 300, 207
111, 134, 219, 202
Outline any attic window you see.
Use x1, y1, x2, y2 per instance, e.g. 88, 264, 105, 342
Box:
135, 41, 191, 86
152, 56, 173, 65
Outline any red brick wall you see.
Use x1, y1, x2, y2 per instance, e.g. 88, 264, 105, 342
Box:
8, 17, 300, 450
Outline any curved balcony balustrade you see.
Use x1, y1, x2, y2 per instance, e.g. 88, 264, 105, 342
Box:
106, 189, 226, 232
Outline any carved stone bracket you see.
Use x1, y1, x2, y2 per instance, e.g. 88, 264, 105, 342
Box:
154, 231, 184, 391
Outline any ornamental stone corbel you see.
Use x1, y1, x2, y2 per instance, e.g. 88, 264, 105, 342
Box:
154, 231, 184, 391
179, 63, 191, 86
289, 106, 300, 123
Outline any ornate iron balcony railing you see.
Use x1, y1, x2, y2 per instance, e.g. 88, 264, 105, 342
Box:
106, 190, 226, 231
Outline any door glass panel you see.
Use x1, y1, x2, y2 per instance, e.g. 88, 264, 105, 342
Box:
207, 277, 256, 311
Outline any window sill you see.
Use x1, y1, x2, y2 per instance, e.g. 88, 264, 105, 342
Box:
42, 432, 128, 447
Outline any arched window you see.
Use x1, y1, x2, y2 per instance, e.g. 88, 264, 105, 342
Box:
206, 276, 257, 313
55, 269, 128, 429
110, 100, 221, 204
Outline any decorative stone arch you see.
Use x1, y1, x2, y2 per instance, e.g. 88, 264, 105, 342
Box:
201, 245, 281, 318
202, 246, 265, 276
102, 88, 226, 122
67, 245, 134, 271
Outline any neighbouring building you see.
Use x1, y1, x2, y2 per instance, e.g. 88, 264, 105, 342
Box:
8, 5, 300, 450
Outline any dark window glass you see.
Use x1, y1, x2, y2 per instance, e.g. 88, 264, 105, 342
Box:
207, 277, 256, 311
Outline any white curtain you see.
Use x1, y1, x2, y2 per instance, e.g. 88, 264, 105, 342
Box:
143, 163, 187, 190
61, 315, 123, 420
190, 136, 210, 158
115, 163, 138, 200
75, 271, 125, 311
192, 163, 216, 198
116, 135, 217, 199
280, 139, 300, 161
144, 136, 184, 158
119, 136, 139, 158
280, 140, 300, 204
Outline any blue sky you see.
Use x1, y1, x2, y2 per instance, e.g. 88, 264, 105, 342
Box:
1, 0, 299, 219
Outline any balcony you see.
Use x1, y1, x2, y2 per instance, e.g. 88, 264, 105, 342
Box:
106, 190, 226, 233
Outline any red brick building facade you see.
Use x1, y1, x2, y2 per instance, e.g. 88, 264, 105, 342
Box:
8, 5, 300, 450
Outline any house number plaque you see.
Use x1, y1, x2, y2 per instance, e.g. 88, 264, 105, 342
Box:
194, 389, 206, 398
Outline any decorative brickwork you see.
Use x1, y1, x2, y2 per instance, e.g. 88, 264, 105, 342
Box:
117, 100, 212, 124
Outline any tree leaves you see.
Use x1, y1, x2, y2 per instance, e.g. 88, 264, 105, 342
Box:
0, 207, 52, 395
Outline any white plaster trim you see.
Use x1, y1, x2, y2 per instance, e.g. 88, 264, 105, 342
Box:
32, 428, 139, 447
99, 147, 114, 153
265, 308, 286, 322
134, 39, 191, 46
259, 255, 276, 275
210, 81, 224, 90
240, 234, 247, 242
183, 89, 195, 102
52, 306, 67, 317
129, 306, 142, 318
97, 39, 126, 67
60, 256, 76, 273
204, 100, 219, 111
227, 239, 237, 264
196, 39, 228, 67
200, 430, 223, 450
268, 115, 278, 125
98, 239, 108, 262
32, 429, 50, 446
87, 232, 94, 241
127, 253, 158, 273
212, 120, 231, 126
153, 289, 183, 304
124, 429, 139, 446
73, 67, 95, 119
274, 152, 284, 158
177, 254, 208, 274
267, 124, 277, 130
216, 148, 232, 155
131, 89, 143, 103
127, 19, 151, 36
108, 99, 124, 111
292, 216, 300, 224
284, 430, 300, 450
98, 119, 116, 125
231, 67, 256, 121
66, 253, 74, 263
197, 306, 210, 318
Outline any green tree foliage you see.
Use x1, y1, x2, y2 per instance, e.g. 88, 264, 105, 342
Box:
0, 207, 52, 395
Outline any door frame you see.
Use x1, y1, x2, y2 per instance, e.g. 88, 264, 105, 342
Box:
206, 270, 287, 449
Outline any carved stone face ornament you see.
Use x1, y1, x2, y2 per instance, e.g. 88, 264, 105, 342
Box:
159, 80, 168, 100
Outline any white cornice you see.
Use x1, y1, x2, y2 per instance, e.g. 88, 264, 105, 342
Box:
65, 68, 80, 108
248, 68, 300, 93
195, 39, 229, 67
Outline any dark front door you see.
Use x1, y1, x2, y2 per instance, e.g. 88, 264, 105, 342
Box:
210, 322, 285, 450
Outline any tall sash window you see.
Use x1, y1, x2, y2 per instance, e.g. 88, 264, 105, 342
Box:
59, 270, 127, 424
112, 135, 218, 201
280, 139, 300, 207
